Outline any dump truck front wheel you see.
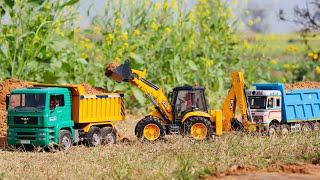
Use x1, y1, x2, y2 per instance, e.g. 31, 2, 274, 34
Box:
183, 116, 213, 140
59, 130, 72, 150
86, 126, 102, 147
135, 117, 165, 141
101, 126, 116, 145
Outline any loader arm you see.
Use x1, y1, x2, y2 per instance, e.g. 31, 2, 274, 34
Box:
221, 72, 253, 131
106, 61, 173, 122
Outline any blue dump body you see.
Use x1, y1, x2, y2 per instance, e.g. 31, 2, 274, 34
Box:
254, 83, 320, 123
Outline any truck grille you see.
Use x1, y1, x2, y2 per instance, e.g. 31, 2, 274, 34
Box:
14, 116, 38, 125
16, 132, 36, 140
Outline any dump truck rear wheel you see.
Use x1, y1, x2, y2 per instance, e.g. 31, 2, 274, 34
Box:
59, 130, 72, 150
101, 126, 116, 145
183, 117, 213, 140
86, 126, 102, 147
135, 117, 165, 142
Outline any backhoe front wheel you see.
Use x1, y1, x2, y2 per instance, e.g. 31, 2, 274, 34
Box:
135, 117, 165, 142
183, 117, 214, 140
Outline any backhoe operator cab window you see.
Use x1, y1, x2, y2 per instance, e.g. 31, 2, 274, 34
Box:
50, 95, 65, 110
173, 87, 207, 118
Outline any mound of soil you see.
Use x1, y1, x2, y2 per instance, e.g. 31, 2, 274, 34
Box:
0, 79, 31, 137
213, 164, 320, 179
285, 81, 320, 91
0, 136, 6, 147
82, 83, 109, 94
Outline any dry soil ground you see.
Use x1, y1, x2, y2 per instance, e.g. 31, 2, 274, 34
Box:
1, 79, 320, 179
1, 115, 320, 179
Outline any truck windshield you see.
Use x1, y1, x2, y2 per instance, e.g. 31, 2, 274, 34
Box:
247, 96, 267, 109
9, 93, 46, 111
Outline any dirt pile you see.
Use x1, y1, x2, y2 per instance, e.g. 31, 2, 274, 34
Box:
82, 83, 109, 94
212, 164, 320, 179
0, 79, 31, 137
285, 81, 320, 91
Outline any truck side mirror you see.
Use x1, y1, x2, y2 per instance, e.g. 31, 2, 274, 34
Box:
5, 94, 10, 110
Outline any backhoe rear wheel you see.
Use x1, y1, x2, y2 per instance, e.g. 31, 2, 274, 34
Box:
135, 117, 165, 142
183, 117, 213, 140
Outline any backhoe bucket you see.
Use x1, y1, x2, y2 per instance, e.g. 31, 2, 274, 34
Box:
105, 60, 133, 82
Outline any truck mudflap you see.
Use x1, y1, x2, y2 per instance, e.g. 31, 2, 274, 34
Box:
7, 128, 55, 147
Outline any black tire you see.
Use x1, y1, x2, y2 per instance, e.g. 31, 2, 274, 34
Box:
301, 123, 312, 133
135, 116, 165, 141
231, 119, 244, 131
86, 126, 102, 147
182, 116, 214, 140
280, 124, 290, 135
59, 130, 72, 151
101, 126, 116, 145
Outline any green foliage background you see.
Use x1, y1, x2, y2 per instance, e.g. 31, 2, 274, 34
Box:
0, 0, 318, 111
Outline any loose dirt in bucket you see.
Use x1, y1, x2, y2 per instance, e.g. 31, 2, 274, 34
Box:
105, 61, 120, 76
285, 81, 320, 91
105, 61, 127, 83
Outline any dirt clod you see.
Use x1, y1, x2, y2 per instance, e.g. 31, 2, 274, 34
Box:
285, 81, 320, 91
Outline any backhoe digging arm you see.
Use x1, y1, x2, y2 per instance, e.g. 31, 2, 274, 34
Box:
106, 60, 173, 122
221, 72, 253, 131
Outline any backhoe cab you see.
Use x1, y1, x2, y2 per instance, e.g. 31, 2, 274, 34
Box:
171, 86, 208, 122
106, 60, 222, 141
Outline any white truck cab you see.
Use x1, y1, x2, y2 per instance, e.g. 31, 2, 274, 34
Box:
246, 90, 282, 129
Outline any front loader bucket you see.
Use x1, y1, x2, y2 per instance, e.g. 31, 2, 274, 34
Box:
105, 60, 133, 82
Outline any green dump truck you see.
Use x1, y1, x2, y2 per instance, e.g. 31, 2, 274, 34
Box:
6, 83, 125, 150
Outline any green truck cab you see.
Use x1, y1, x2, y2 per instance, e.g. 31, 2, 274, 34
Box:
6, 84, 125, 150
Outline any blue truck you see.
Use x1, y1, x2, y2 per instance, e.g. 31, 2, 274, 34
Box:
246, 83, 320, 135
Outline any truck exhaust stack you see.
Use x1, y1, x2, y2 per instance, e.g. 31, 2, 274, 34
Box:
105, 60, 133, 82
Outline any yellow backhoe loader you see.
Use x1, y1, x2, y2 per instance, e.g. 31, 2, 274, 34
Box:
106, 60, 255, 141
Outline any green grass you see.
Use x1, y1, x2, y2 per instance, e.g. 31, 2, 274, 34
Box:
1, 118, 320, 179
